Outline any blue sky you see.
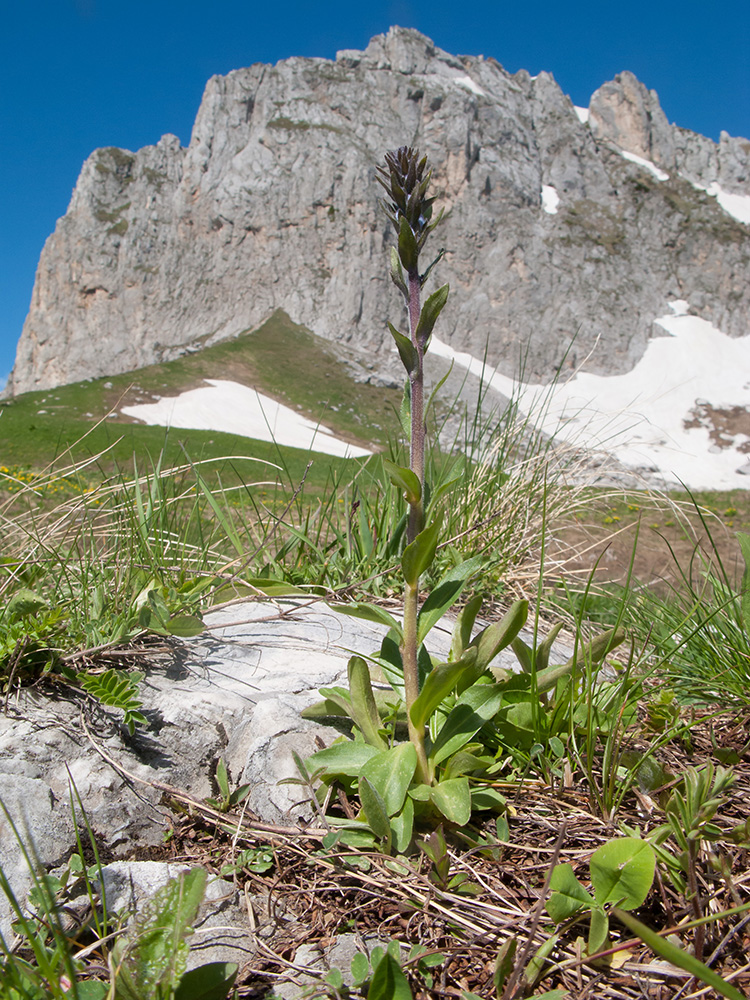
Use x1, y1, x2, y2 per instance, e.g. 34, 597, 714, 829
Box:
2, 0, 749, 388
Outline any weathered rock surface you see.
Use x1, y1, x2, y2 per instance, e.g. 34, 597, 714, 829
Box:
6, 28, 749, 396
96, 861, 256, 973
0, 598, 572, 941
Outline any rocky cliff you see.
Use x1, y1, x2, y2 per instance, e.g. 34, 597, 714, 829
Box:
6, 27, 750, 396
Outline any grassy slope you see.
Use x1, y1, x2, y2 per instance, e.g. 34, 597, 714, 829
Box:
0, 310, 402, 494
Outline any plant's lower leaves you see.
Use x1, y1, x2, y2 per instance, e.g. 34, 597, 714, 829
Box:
361, 743, 418, 816
493, 936, 517, 993
331, 601, 403, 635
383, 457, 421, 505
470, 786, 507, 813
430, 685, 507, 765
470, 600, 528, 669
523, 933, 559, 990
431, 776, 471, 825
323, 827, 378, 850
590, 838, 655, 909
546, 863, 593, 922
409, 650, 478, 730
75, 984, 109, 1000
348, 656, 388, 750
390, 796, 415, 855
308, 741, 380, 777
174, 962, 239, 1000
368, 950, 414, 1000
359, 776, 392, 843
165, 613, 205, 637
242, 577, 309, 597
451, 594, 483, 661
5, 588, 47, 620
588, 905, 609, 956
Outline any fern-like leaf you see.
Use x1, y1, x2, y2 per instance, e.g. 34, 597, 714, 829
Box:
81, 668, 147, 733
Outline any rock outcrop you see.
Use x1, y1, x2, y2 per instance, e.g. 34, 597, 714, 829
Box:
6, 27, 750, 396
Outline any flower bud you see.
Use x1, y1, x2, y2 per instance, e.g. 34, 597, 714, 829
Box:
376, 146, 437, 256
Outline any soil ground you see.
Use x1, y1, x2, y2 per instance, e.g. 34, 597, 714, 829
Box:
147, 710, 750, 1000
552, 488, 750, 596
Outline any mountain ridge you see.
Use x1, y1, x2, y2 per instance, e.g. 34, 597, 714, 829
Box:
5, 26, 749, 397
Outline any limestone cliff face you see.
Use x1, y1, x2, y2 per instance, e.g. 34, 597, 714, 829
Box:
7, 28, 750, 395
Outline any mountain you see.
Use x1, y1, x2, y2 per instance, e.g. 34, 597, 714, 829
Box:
5, 26, 750, 398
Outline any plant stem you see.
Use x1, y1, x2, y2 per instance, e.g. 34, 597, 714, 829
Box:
407, 266, 425, 545
404, 264, 430, 784
403, 580, 430, 783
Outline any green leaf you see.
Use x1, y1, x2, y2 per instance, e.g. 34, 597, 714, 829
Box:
401, 515, 442, 588
368, 951, 414, 1000
388, 323, 418, 376
332, 601, 403, 635
5, 588, 48, 620
76, 984, 109, 1000
409, 650, 478, 730
165, 613, 205, 637
535, 626, 626, 694
737, 531, 750, 633
613, 908, 747, 1000
590, 838, 656, 909
442, 750, 493, 779
451, 594, 483, 660
588, 906, 609, 956
361, 743, 418, 816
408, 782, 432, 802
397, 217, 418, 273
301, 687, 354, 720
415, 284, 450, 350
493, 936, 517, 993
383, 458, 421, 505
216, 758, 229, 798
417, 558, 482, 644
430, 777, 471, 825
243, 577, 309, 597
174, 962, 239, 1000
469, 786, 507, 813
470, 600, 528, 670
112, 868, 207, 1000
359, 776, 391, 844
400, 379, 411, 440
390, 245, 408, 297
80, 668, 146, 735
430, 686, 507, 765
546, 863, 594, 921
390, 796, 415, 855
351, 951, 371, 986
308, 741, 380, 777
326, 968, 344, 990
348, 656, 389, 750
524, 934, 559, 989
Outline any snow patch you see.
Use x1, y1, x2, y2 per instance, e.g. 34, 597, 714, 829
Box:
705, 182, 750, 225
121, 380, 372, 459
707, 183, 750, 225
574, 106, 590, 124
668, 299, 690, 316
619, 150, 669, 181
453, 74, 487, 97
683, 176, 750, 224
541, 185, 560, 215
431, 312, 750, 490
